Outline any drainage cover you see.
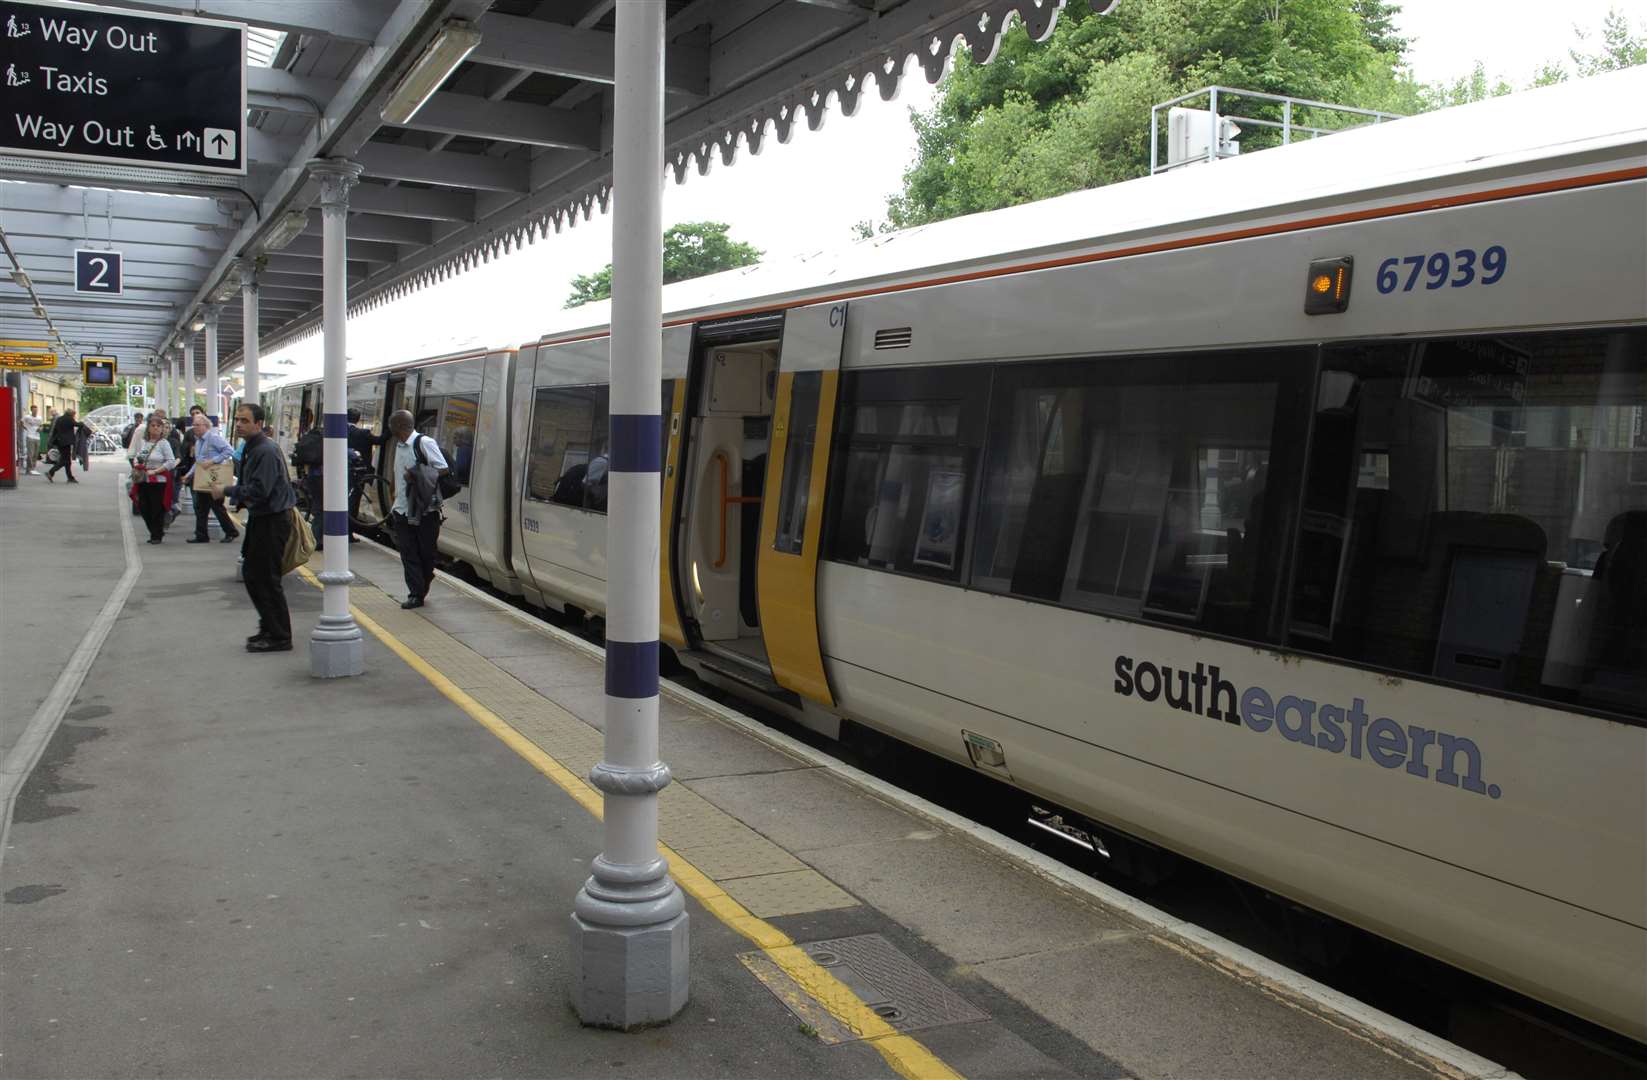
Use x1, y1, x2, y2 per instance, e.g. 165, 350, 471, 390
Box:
739, 933, 988, 1044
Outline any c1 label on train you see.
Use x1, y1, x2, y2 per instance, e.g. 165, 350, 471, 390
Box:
0, 0, 246, 174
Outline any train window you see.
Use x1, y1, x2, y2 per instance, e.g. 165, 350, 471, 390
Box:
773, 371, 822, 555
1290, 328, 1647, 719
525, 385, 608, 512
971, 352, 1311, 641
825, 365, 990, 581
434, 394, 478, 488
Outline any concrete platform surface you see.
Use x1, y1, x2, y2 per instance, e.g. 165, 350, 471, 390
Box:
0, 476, 1475, 1079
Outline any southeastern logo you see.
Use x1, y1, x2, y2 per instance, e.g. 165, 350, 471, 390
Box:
1113, 655, 1501, 799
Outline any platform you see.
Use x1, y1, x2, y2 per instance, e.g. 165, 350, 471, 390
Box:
0, 474, 1512, 1079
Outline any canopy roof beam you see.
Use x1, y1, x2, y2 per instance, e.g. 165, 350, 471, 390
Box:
470, 13, 708, 99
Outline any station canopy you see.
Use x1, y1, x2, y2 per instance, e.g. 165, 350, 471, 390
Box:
0, 0, 1115, 382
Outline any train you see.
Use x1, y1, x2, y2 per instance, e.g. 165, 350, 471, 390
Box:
263, 68, 1647, 1041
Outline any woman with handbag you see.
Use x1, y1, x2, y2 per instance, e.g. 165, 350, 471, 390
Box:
130, 413, 177, 544
181, 413, 240, 543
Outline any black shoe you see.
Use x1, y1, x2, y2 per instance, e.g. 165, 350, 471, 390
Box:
187, 536, 210, 544
246, 637, 292, 653
222, 532, 240, 542
247, 632, 268, 644
147, 537, 163, 545
400, 597, 424, 609
45, 472, 54, 483
66, 478, 78, 484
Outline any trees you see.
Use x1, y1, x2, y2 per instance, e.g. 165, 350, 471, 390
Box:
885, 0, 1427, 229
565, 221, 762, 308
77, 381, 129, 413
881, 1, 1644, 231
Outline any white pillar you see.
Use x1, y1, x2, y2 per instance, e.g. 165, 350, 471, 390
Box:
203, 307, 219, 411
307, 158, 365, 679
570, 0, 687, 1031
180, 344, 192, 415
240, 260, 260, 410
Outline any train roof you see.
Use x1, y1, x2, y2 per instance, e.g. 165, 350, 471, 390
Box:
532, 65, 1647, 347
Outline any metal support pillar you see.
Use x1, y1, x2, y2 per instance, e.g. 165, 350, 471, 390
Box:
570, 0, 688, 1030
202, 307, 218, 411
240, 260, 260, 408
180, 344, 192, 415
307, 158, 365, 679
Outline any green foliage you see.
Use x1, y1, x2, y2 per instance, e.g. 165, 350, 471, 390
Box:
883, 1, 1642, 230
77, 380, 130, 412
1567, 8, 1647, 77
565, 221, 763, 308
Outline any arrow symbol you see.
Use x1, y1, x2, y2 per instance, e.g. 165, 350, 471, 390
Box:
211, 132, 228, 152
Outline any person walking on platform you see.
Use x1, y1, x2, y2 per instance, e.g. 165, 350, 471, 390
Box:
130, 413, 176, 544
387, 408, 446, 610
44, 408, 77, 483
212, 403, 296, 653
182, 413, 240, 545
21, 406, 40, 474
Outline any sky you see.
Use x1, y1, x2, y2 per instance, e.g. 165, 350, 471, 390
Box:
250, 0, 1643, 384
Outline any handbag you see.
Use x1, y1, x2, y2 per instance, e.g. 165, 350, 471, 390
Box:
193, 460, 234, 492
279, 507, 316, 575
45, 447, 60, 464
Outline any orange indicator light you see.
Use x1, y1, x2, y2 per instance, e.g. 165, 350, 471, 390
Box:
1312, 274, 1333, 294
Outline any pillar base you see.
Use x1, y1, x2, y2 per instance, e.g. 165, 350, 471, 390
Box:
309, 613, 364, 678
569, 906, 689, 1029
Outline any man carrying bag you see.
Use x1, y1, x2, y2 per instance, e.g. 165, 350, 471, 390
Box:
212, 403, 297, 653
386, 409, 450, 610
183, 413, 241, 544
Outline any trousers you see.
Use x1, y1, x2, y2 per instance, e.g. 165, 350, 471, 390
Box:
193, 489, 239, 540
392, 511, 441, 601
243, 511, 293, 642
136, 482, 168, 540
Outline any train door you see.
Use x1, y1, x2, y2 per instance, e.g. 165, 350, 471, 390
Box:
675, 336, 779, 666
380, 372, 420, 472
755, 301, 846, 705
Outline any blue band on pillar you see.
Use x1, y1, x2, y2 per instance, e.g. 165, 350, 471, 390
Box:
323, 412, 349, 438
609, 413, 661, 474
324, 510, 350, 537
605, 639, 659, 699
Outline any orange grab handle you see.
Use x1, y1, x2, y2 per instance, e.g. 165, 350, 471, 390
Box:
713, 451, 760, 569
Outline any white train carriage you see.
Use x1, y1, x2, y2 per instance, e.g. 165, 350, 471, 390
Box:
261, 347, 521, 592
499, 69, 1647, 1040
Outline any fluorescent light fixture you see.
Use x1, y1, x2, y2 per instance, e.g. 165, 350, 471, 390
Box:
190, 316, 206, 332
261, 209, 310, 252
10, 269, 29, 287
380, 20, 481, 125
210, 280, 240, 303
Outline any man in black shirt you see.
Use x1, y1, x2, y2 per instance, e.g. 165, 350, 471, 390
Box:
213, 403, 298, 653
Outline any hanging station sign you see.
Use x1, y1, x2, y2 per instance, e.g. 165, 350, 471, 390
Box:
74, 248, 122, 294
0, 339, 55, 368
0, 0, 246, 174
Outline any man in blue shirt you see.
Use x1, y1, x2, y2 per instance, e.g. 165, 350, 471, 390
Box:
183, 412, 241, 544
388, 408, 447, 609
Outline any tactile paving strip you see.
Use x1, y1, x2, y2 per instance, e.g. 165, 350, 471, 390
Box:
740, 933, 988, 1044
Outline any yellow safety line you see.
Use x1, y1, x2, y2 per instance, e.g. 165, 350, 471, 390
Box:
295, 569, 961, 1080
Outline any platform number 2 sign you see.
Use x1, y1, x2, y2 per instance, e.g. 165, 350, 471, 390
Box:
74, 250, 123, 296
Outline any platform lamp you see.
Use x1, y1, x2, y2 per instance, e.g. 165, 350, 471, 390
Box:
380, 20, 481, 124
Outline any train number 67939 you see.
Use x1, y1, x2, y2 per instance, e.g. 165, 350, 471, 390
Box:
1376, 245, 1506, 293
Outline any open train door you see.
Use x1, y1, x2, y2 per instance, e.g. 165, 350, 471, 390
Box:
756, 300, 847, 706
